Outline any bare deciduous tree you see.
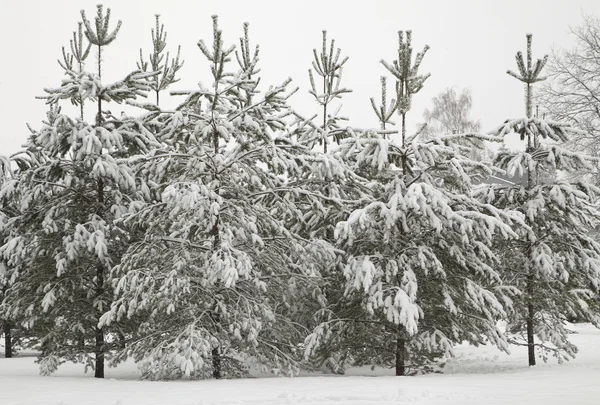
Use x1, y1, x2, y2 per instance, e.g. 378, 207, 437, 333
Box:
539, 15, 600, 163
422, 87, 481, 136
421, 87, 486, 160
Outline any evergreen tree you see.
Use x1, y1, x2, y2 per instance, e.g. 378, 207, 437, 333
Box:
99, 16, 349, 380
476, 34, 600, 365
305, 31, 523, 376
0, 5, 159, 378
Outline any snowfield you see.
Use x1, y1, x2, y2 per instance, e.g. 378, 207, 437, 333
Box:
1, 323, 599, 405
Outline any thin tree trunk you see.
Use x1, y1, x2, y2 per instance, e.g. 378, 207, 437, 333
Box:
323, 110, 328, 153
207, 104, 223, 380
524, 79, 536, 366
94, 321, 105, 378
93, 41, 106, 378
212, 346, 221, 379
94, 178, 106, 378
209, 224, 221, 380
401, 113, 407, 175
527, 304, 536, 366
526, 273, 536, 366
395, 330, 405, 376
3, 320, 12, 358
118, 330, 126, 349
323, 75, 328, 154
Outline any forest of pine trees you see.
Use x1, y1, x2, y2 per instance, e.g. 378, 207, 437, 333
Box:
0, 5, 599, 380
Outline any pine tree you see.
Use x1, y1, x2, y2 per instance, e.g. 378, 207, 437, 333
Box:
304, 30, 523, 376
0, 5, 159, 378
99, 16, 349, 380
476, 34, 600, 365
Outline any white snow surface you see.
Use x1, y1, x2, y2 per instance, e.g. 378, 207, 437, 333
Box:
1, 323, 599, 405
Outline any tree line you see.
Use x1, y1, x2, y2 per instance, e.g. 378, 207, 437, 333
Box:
0, 5, 599, 379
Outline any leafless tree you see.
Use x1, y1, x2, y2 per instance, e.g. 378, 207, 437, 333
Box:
422, 87, 481, 136
539, 14, 600, 181
421, 87, 486, 160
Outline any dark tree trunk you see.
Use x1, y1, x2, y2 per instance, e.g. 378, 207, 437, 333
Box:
401, 113, 407, 175
212, 346, 221, 379
118, 330, 126, 349
524, 277, 536, 366
94, 172, 106, 378
94, 324, 105, 378
527, 302, 536, 366
395, 332, 406, 376
3, 320, 12, 358
526, 272, 536, 366
94, 263, 105, 379
209, 217, 221, 381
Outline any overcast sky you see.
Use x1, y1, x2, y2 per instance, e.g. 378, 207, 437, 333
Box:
1, 0, 599, 156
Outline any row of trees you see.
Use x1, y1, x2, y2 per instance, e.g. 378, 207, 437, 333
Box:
1, 5, 599, 379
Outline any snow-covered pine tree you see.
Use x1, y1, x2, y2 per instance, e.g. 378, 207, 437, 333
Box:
281, 32, 375, 375
0, 5, 159, 378
476, 34, 600, 365
304, 30, 524, 376
289, 31, 370, 251
99, 16, 350, 380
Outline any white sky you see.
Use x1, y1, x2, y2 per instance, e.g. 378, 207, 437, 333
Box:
1, 0, 599, 156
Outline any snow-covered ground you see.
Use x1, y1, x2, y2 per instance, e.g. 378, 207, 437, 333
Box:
1, 324, 599, 405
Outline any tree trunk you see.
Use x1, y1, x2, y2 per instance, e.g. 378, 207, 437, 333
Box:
212, 346, 221, 379
526, 273, 536, 366
401, 113, 407, 175
94, 174, 106, 378
94, 262, 105, 378
323, 75, 328, 154
395, 332, 406, 376
118, 330, 126, 349
3, 320, 12, 358
527, 303, 536, 366
94, 323, 105, 378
